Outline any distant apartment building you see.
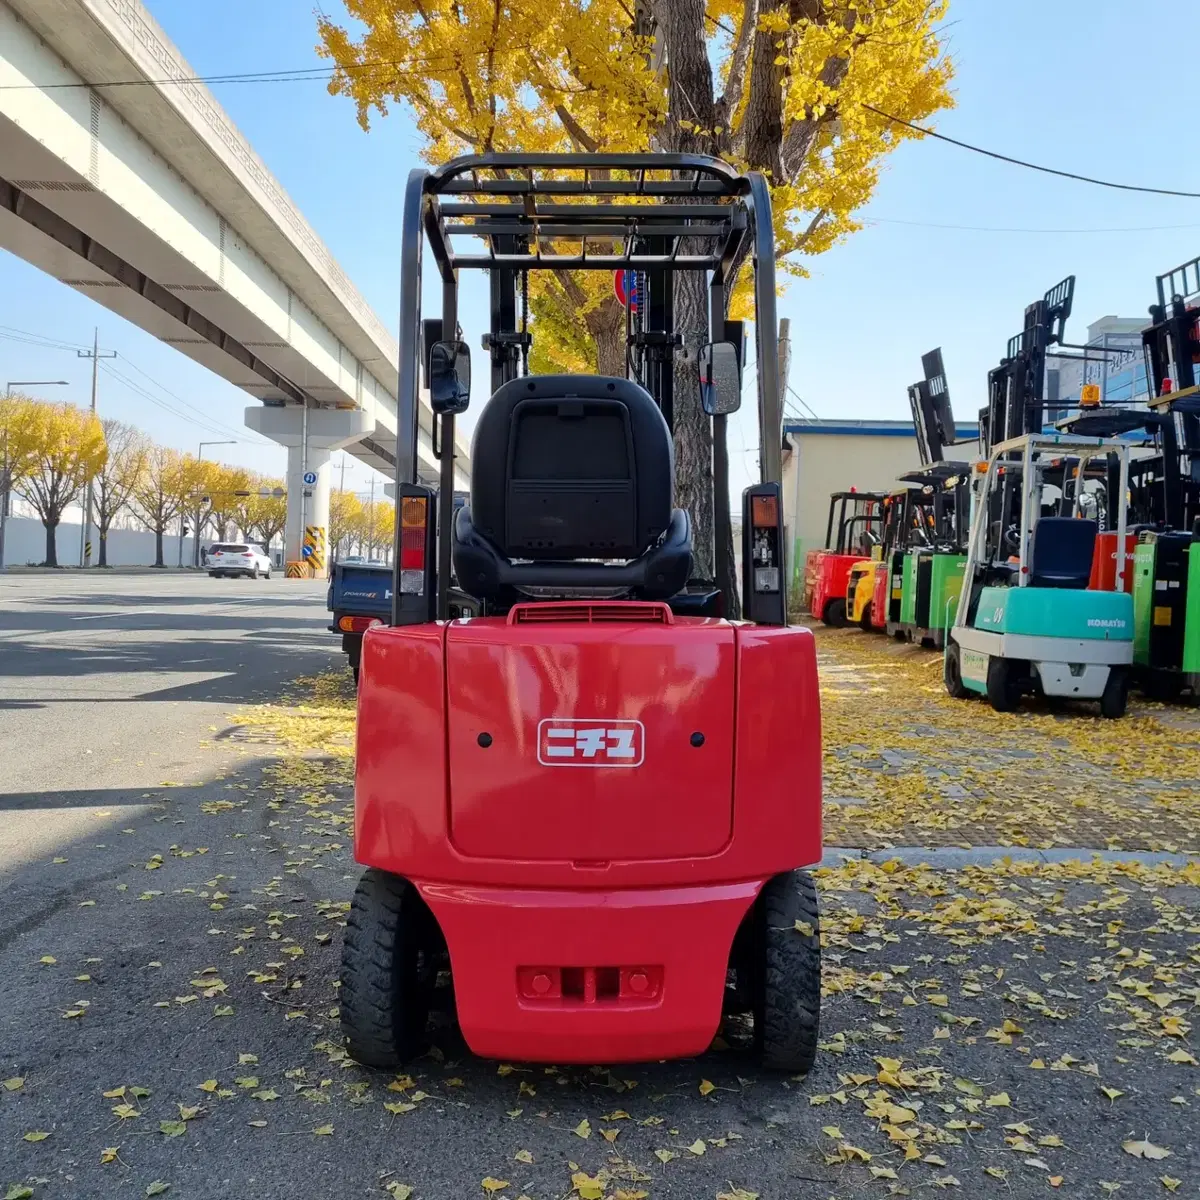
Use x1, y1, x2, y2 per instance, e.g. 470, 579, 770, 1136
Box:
1047, 315, 1151, 412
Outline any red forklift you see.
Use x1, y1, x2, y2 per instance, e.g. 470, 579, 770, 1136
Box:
808, 490, 886, 625
341, 153, 822, 1074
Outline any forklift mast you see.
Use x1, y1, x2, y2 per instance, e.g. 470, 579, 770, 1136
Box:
391, 152, 785, 625
981, 276, 1074, 455
907, 348, 958, 465
1142, 253, 1200, 531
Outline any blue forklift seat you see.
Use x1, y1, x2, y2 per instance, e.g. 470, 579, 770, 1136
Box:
1028, 517, 1097, 589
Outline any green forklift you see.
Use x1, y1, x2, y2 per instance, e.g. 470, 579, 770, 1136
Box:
1132, 253, 1200, 699
891, 350, 970, 648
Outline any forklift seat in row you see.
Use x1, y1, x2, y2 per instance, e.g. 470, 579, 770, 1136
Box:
452, 375, 693, 603
1028, 517, 1097, 589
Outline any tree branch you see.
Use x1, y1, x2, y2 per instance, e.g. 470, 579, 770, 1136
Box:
553, 104, 600, 152
716, 0, 758, 133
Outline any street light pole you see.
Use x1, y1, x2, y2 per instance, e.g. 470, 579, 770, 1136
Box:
1, 379, 69, 571
194, 440, 237, 565
77, 329, 116, 567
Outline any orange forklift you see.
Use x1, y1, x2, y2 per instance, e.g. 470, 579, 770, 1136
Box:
808, 490, 886, 625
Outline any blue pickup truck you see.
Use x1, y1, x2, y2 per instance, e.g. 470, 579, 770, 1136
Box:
327, 495, 472, 681
327, 561, 392, 682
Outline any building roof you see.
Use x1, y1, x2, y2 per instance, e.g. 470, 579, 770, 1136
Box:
785, 418, 981, 439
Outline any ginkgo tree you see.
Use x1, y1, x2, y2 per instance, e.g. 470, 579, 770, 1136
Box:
319, 0, 953, 586
92, 418, 149, 568
11, 397, 107, 568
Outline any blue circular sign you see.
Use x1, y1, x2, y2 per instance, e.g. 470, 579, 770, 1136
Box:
302, 471, 318, 486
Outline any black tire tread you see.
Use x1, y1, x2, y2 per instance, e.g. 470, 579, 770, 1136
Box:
756, 869, 821, 1074
340, 869, 427, 1068
823, 598, 847, 628
986, 657, 1020, 713
1100, 667, 1128, 719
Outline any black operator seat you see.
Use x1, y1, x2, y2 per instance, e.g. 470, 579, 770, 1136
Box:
1027, 517, 1098, 589
452, 375, 693, 604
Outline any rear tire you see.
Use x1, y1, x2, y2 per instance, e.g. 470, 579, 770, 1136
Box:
858, 609, 874, 633
753, 869, 821, 1075
1100, 667, 1129, 719
251, 566, 260, 580
944, 640, 971, 699
340, 869, 434, 1068
986, 657, 1021, 713
823, 598, 847, 628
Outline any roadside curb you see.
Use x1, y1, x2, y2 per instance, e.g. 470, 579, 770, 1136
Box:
819, 844, 1199, 870
0, 566, 205, 575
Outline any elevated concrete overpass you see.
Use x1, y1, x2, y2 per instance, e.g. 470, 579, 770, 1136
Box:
0, 0, 470, 568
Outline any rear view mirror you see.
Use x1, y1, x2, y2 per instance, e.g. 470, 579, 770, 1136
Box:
699, 342, 741, 416
429, 340, 471, 416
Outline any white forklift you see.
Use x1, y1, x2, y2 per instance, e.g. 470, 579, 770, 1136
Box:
944, 431, 1134, 717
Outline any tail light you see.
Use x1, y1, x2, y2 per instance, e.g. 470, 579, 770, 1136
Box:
338, 616, 382, 633
399, 496, 427, 595
741, 482, 786, 626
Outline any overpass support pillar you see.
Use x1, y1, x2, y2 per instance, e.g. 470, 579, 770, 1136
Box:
246, 406, 372, 578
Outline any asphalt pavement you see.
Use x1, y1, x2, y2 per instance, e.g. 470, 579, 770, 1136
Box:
0, 579, 1195, 1200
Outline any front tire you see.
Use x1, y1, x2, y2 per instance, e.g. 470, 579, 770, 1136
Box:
753, 869, 821, 1075
340, 869, 434, 1068
986, 657, 1021, 713
823, 598, 847, 628
858, 609, 874, 633
1100, 667, 1129, 719
944, 640, 971, 699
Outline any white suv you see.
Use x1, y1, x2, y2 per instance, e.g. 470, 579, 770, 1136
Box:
207, 543, 273, 579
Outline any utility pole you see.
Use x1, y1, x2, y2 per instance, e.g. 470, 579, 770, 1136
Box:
776, 318, 799, 587
77, 329, 116, 567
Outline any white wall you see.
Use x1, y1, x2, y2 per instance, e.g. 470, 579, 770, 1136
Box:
1, 513, 282, 567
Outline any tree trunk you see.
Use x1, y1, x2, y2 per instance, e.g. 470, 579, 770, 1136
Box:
154, 528, 165, 568
587, 295, 627, 377
672, 267, 714, 580
98, 522, 109, 568
43, 517, 59, 568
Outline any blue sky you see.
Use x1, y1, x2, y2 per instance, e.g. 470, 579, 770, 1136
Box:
3, 0, 1200, 497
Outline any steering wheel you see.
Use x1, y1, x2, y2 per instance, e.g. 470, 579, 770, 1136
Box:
1003, 525, 1021, 553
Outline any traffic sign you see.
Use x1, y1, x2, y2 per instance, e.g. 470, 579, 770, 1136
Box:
302, 471, 318, 486
613, 269, 638, 312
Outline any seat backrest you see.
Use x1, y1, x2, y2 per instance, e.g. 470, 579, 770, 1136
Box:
468, 375, 673, 561
1028, 516, 1098, 589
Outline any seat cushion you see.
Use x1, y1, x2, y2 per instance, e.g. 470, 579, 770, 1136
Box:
453, 505, 692, 604
1028, 517, 1097, 589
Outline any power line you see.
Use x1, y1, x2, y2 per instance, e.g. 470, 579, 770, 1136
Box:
8, 40, 1200, 199
863, 104, 1200, 200
0, 56, 459, 92
864, 216, 1200, 235
1, 322, 273, 447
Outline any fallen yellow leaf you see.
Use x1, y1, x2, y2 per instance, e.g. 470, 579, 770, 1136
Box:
1123, 1139, 1171, 1160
